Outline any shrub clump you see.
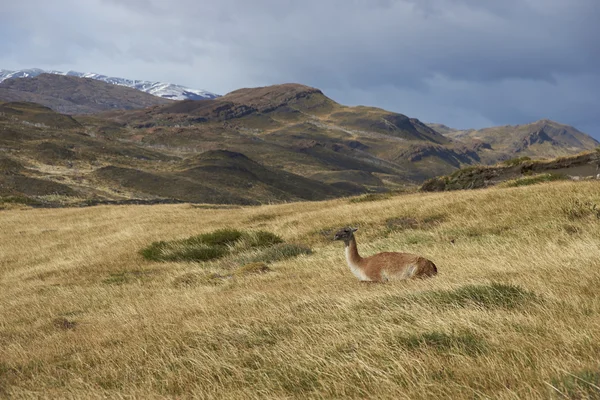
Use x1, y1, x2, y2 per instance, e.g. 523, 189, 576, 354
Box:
235, 262, 271, 276
141, 229, 310, 265
412, 282, 538, 310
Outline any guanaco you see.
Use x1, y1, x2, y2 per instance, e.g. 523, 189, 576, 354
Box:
333, 227, 437, 282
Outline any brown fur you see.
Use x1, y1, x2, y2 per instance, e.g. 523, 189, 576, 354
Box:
334, 227, 437, 282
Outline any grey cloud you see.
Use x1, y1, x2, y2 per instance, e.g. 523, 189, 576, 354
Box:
0, 0, 598, 137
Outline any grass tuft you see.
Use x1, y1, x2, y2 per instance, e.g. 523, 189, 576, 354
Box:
249, 243, 313, 263
398, 331, 487, 356
140, 229, 285, 263
412, 283, 538, 310
550, 368, 600, 399
562, 198, 600, 220
235, 262, 271, 276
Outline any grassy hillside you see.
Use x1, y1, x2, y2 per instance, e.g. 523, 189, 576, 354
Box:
421, 151, 600, 192
0, 102, 352, 205
2, 180, 600, 398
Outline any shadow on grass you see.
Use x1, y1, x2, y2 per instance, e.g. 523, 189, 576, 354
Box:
395, 331, 487, 356
549, 368, 600, 399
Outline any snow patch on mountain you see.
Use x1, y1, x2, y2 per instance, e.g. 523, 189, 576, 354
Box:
0, 68, 219, 101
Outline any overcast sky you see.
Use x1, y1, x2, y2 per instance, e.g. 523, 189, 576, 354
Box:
1, 0, 599, 136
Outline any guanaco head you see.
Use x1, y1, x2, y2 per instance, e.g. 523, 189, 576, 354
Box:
333, 227, 358, 242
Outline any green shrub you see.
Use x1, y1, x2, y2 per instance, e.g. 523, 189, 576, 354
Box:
141, 229, 298, 264
190, 229, 243, 247
140, 240, 228, 262
246, 231, 284, 248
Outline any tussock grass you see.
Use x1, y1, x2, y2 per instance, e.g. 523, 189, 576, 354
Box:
550, 368, 600, 399
412, 282, 539, 310
2, 180, 600, 398
140, 228, 284, 262
397, 331, 487, 356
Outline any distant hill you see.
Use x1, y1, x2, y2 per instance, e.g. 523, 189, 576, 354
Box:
421, 151, 600, 192
427, 120, 599, 163
0, 74, 172, 114
0, 102, 355, 206
0, 68, 219, 100
102, 83, 475, 186
2, 82, 599, 207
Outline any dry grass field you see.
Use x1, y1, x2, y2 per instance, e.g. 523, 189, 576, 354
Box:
2, 181, 600, 399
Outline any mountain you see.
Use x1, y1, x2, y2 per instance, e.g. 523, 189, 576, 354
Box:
2, 82, 598, 207
0, 68, 219, 101
428, 120, 599, 163
100, 83, 481, 183
0, 74, 173, 114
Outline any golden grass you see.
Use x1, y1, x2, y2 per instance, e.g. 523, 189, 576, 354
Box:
2, 181, 600, 398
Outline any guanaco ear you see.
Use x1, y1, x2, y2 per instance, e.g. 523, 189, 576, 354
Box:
351, 227, 358, 232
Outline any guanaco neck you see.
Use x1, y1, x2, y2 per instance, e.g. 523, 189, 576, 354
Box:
344, 235, 362, 265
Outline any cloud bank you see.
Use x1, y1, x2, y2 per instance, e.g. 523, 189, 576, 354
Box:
1, 0, 598, 135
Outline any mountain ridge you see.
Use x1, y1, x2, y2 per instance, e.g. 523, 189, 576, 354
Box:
0, 68, 219, 101
0, 74, 173, 114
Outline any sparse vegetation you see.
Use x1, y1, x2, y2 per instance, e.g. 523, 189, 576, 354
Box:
140, 229, 284, 263
349, 191, 393, 203
501, 156, 532, 166
2, 181, 600, 398
248, 243, 312, 264
397, 331, 487, 356
501, 173, 566, 187
562, 198, 600, 220
550, 368, 600, 399
412, 283, 539, 310
235, 262, 271, 276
